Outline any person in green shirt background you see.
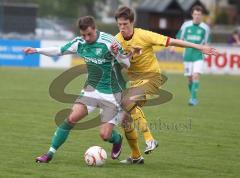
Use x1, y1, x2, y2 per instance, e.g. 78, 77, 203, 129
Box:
176, 5, 211, 106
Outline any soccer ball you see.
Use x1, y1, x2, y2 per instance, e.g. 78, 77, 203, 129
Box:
84, 146, 107, 166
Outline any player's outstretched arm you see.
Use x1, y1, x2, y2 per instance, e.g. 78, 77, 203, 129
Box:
168, 38, 219, 56
23, 47, 38, 54
23, 47, 62, 57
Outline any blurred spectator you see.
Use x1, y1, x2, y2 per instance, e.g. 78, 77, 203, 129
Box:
228, 30, 240, 46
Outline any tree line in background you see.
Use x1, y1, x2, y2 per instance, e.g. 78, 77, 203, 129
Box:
1, 0, 103, 18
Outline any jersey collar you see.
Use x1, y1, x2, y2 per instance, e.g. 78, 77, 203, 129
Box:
192, 20, 201, 26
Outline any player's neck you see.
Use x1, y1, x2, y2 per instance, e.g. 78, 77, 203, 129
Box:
192, 20, 201, 25
123, 29, 134, 41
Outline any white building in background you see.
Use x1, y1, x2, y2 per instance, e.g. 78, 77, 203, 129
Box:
96, 0, 232, 24
94, 0, 117, 23
200, 0, 230, 9
95, 0, 138, 23
200, 0, 216, 9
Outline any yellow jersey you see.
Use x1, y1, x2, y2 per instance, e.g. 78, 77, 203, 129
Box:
115, 28, 170, 75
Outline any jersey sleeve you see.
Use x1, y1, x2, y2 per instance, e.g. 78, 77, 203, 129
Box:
207, 33, 211, 43
142, 30, 170, 47
60, 37, 83, 55
36, 47, 61, 56
205, 26, 211, 44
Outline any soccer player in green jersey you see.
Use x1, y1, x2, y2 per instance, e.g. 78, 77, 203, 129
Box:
176, 5, 211, 105
23, 16, 132, 163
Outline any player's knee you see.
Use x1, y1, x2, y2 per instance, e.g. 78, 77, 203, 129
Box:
188, 76, 193, 82
124, 128, 138, 140
66, 118, 75, 125
67, 116, 76, 124
68, 113, 80, 124
192, 73, 199, 80
139, 123, 148, 132
121, 119, 134, 132
68, 104, 88, 124
68, 110, 86, 124
99, 131, 111, 141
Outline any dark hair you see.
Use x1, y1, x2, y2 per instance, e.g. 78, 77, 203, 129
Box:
78, 16, 96, 30
115, 6, 135, 22
191, 5, 203, 14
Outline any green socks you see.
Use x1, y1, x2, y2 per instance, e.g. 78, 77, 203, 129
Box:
188, 82, 192, 92
47, 120, 74, 157
46, 123, 121, 157
191, 81, 199, 99
108, 130, 121, 144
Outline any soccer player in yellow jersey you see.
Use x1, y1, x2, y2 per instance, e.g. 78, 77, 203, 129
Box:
113, 6, 218, 164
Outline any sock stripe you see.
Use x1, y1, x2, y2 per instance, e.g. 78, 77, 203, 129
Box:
49, 147, 56, 153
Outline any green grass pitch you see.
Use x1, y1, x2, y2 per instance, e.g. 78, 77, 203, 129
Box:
0, 67, 239, 178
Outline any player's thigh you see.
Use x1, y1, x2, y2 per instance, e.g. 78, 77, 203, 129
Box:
99, 92, 122, 123
75, 85, 99, 114
129, 72, 163, 93
122, 78, 161, 109
193, 60, 203, 79
68, 103, 88, 123
99, 98, 122, 140
184, 62, 193, 77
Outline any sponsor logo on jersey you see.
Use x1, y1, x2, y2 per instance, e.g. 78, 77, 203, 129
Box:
197, 30, 202, 34
85, 57, 106, 64
96, 48, 102, 56
187, 35, 201, 41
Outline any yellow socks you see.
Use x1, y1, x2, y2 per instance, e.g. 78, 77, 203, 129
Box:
131, 106, 154, 141
123, 121, 141, 159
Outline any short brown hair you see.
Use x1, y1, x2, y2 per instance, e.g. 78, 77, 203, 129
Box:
78, 16, 96, 30
191, 5, 203, 14
115, 6, 135, 22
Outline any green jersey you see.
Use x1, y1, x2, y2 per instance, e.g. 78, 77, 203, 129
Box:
176, 20, 210, 62
61, 31, 126, 94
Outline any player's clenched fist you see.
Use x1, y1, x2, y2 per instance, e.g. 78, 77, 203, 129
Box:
23, 47, 37, 54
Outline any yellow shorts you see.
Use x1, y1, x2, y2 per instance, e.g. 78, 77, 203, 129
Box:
122, 72, 166, 106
